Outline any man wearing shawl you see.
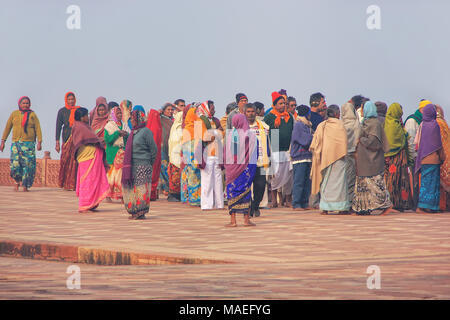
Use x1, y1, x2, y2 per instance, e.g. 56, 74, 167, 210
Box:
90, 96, 110, 138
341, 100, 361, 205
352, 101, 393, 215
71, 108, 110, 213
290, 105, 313, 211
196, 100, 225, 210
104, 106, 129, 201
122, 109, 157, 220
224, 114, 258, 227
264, 92, 294, 208
146, 109, 163, 201
56, 92, 80, 191
310, 106, 350, 214
180, 103, 202, 206
415, 104, 446, 213
405, 99, 431, 209
159, 103, 175, 197
1, 96, 42, 191
167, 104, 184, 202
435, 105, 450, 211
383, 103, 413, 211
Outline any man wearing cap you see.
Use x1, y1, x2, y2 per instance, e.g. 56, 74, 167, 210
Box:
264, 91, 294, 208
226, 93, 248, 130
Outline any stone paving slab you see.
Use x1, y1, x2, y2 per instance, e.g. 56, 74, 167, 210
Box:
0, 186, 450, 299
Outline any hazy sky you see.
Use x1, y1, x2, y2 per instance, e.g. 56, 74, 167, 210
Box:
1, 0, 449, 158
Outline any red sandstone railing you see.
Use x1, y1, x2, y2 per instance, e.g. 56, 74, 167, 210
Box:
0, 151, 60, 187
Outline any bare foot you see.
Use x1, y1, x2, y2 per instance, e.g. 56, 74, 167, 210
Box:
381, 207, 395, 215
105, 197, 113, 203
243, 221, 256, 227
416, 208, 428, 214
22, 187, 28, 192
271, 203, 278, 208
78, 210, 89, 213
13, 183, 19, 192
225, 223, 237, 227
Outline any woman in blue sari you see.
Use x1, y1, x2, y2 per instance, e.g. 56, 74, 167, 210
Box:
224, 114, 258, 227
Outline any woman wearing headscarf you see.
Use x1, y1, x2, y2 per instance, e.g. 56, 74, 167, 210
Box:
90, 96, 110, 139
435, 105, 450, 211
405, 99, 432, 209
414, 104, 446, 213
108, 101, 119, 112
224, 114, 258, 227
145, 109, 163, 201
341, 100, 361, 205
104, 106, 129, 202
122, 109, 157, 220
353, 101, 394, 215
119, 100, 132, 133
159, 103, 175, 197
71, 108, 110, 213
197, 100, 225, 210
375, 101, 388, 127
383, 103, 413, 211
56, 92, 80, 191
181, 103, 202, 206
167, 104, 184, 202
310, 106, 350, 214
1, 96, 42, 191
130, 105, 145, 130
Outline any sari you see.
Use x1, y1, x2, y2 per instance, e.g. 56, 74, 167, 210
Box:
310, 118, 349, 211
383, 103, 413, 210
104, 107, 126, 200
225, 114, 257, 215
352, 102, 392, 214
146, 109, 162, 200
58, 92, 79, 190
436, 106, 450, 211
181, 106, 201, 206
72, 120, 109, 211
415, 105, 443, 211
122, 110, 155, 219
168, 111, 183, 199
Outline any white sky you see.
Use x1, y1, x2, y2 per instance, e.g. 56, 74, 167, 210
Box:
1, 0, 449, 158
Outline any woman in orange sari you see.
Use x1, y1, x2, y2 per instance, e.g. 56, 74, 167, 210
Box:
436, 105, 449, 211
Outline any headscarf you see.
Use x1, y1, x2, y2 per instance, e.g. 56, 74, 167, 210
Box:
108, 106, 122, 125
436, 105, 445, 120
197, 101, 213, 119
104, 106, 125, 148
90, 97, 110, 137
363, 101, 378, 122
64, 92, 80, 127
309, 118, 348, 195
17, 96, 33, 134
146, 109, 162, 154
168, 111, 183, 168
119, 100, 133, 132
224, 114, 257, 185
181, 103, 194, 129
341, 102, 361, 153
419, 100, 432, 111
122, 110, 147, 187
415, 104, 443, 174
130, 105, 145, 130
269, 91, 290, 128
71, 119, 104, 158
384, 103, 407, 157
375, 101, 387, 124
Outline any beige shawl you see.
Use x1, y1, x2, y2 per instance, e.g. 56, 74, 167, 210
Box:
310, 118, 348, 195
341, 102, 361, 153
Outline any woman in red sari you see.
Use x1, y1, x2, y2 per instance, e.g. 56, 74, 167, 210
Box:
146, 109, 162, 201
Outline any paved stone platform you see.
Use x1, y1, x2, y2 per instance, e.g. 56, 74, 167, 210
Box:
1, 186, 449, 299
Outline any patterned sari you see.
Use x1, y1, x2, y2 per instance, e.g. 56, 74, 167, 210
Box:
10, 141, 36, 188
181, 140, 201, 206
108, 148, 125, 200
58, 135, 78, 190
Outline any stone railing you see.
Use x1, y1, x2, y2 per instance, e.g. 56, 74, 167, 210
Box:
0, 151, 60, 187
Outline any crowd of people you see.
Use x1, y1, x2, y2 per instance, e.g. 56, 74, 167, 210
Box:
1, 90, 448, 225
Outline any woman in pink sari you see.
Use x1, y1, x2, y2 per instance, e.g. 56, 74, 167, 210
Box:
72, 107, 110, 213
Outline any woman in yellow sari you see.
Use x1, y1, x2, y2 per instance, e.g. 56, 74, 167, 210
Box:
436, 105, 449, 211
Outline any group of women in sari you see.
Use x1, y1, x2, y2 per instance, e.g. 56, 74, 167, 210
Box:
1, 91, 449, 222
